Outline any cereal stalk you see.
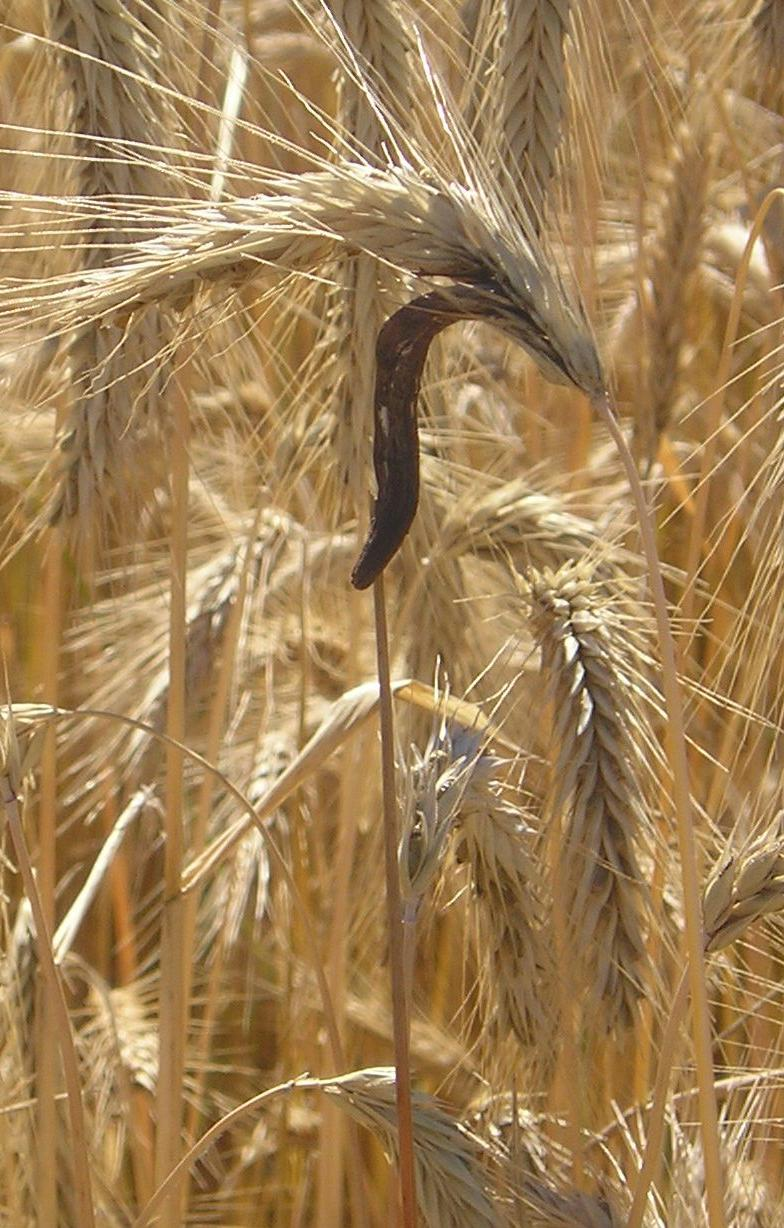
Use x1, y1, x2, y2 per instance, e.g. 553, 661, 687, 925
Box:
373, 573, 417, 1228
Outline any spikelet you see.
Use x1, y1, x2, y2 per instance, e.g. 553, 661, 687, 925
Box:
397, 712, 554, 1052
525, 562, 651, 1030
322, 1068, 502, 1228
703, 824, 784, 952
398, 721, 478, 918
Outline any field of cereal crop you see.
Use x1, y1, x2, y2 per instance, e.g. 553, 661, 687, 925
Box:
1, 2, 783, 1224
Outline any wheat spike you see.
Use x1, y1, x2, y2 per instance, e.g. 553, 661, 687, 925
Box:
525, 562, 651, 1030
473, 1096, 625, 1225
0, 897, 36, 1223
79, 977, 159, 1104
725, 1154, 777, 1228
455, 758, 555, 1054
321, 1067, 502, 1227
5, 159, 603, 402
398, 721, 481, 916
45, 0, 180, 538
497, 0, 572, 228
65, 511, 285, 803
520, 1179, 623, 1227
203, 730, 298, 954
674, 1134, 777, 1228
394, 706, 553, 1052
323, 0, 411, 127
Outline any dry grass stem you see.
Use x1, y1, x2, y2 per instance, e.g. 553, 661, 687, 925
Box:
372, 574, 418, 1227
52, 786, 155, 962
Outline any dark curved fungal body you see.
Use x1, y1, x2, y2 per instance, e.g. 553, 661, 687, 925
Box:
351, 290, 457, 589
350, 279, 573, 590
